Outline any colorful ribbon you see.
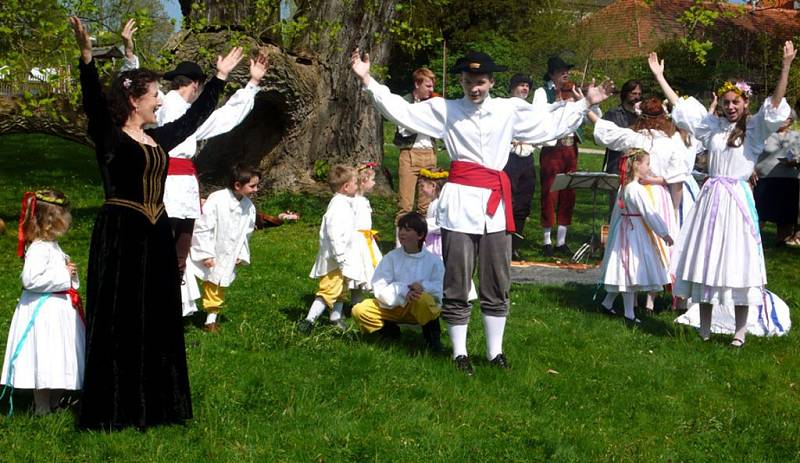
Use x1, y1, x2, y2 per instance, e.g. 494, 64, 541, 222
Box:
17, 192, 37, 258
359, 229, 379, 268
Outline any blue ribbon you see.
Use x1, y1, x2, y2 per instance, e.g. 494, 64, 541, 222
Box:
0, 293, 51, 416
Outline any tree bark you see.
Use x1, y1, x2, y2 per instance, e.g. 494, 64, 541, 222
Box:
182, 0, 398, 192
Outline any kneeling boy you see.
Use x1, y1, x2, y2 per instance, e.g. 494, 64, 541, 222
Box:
352, 212, 445, 351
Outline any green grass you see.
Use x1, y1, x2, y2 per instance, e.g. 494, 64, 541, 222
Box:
0, 133, 799, 462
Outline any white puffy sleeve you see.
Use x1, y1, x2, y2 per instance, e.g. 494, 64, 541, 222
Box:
192, 83, 260, 141
371, 253, 408, 308
326, 198, 353, 265
627, 185, 669, 239
364, 79, 446, 139
420, 254, 444, 303
748, 98, 791, 146
671, 97, 716, 146
237, 202, 256, 265
191, 193, 221, 261
593, 118, 648, 152
21, 243, 72, 293
513, 98, 589, 144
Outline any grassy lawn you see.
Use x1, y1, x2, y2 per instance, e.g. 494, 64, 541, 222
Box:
0, 132, 799, 462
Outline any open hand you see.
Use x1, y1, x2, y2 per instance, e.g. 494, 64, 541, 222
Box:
708, 93, 718, 115
216, 47, 244, 81
67, 260, 78, 276
248, 51, 269, 84
121, 18, 137, 58
350, 48, 371, 85
584, 78, 614, 106
783, 41, 797, 67
68, 16, 93, 64
648, 52, 664, 77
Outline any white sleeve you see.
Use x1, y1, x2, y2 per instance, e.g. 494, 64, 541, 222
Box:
629, 186, 669, 238
671, 97, 716, 145
364, 79, 446, 139
326, 203, 352, 265
513, 98, 589, 144
749, 98, 791, 145
157, 96, 189, 126
237, 206, 256, 265
191, 194, 220, 261
192, 83, 260, 141
532, 87, 548, 108
371, 255, 408, 308
120, 54, 140, 72
21, 245, 72, 293
420, 255, 444, 303
593, 118, 648, 152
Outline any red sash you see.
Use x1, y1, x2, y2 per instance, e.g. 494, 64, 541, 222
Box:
167, 158, 197, 176
56, 288, 85, 325
448, 160, 515, 233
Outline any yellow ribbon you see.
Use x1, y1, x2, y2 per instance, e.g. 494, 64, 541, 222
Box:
359, 229, 379, 268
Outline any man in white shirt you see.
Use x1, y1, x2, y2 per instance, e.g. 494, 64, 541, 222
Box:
352, 49, 610, 374
393, 67, 439, 223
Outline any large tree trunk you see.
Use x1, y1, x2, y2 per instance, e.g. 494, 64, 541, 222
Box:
179, 0, 398, 192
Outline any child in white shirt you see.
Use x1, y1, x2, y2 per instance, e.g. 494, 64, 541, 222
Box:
347, 163, 382, 304
298, 165, 358, 334
352, 212, 445, 352
187, 164, 259, 332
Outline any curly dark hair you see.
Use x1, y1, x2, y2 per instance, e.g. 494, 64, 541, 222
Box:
107, 68, 162, 126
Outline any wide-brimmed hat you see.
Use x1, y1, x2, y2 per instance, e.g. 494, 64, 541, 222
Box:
508, 73, 532, 91
543, 56, 574, 80
451, 51, 508, 74
163, 61, 206, 81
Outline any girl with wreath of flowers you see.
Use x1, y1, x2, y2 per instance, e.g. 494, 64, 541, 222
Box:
648, 41, 796, 347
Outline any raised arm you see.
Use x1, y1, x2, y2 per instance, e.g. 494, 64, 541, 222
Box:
351, 48, 446, 139
119, 18, 140, 71
772, 41, 796, 108
648, 52, 679, 107
149, 47, 244, 151
70, 17, 112, 142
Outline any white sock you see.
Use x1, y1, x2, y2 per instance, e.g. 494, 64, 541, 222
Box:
305, 297, 327, 322
602, 292, 617, 310
482, 314, 507, 360
543, 228, 552, 245
447, 323, 469, 359
622, 292, 636, 320
205, 313, 218, 325
329, 301, 344, 321
733, 305, 749, 343
556, 225, 567, 246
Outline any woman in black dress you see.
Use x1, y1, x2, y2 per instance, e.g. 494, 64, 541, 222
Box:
69, 17, 244, 430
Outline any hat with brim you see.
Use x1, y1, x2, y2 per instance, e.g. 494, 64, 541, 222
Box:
543, 56, 574, 80
163, 61, 206, 81
451, 51, 508, 74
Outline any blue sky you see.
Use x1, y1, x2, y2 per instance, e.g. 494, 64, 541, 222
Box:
162, 0, 182, 26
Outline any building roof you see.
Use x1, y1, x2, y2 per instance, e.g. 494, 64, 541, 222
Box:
581, 0, 800, 60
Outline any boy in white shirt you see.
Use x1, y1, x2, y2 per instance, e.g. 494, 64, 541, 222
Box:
187, 164, 259, 332
298, 165, 358, 334
352, 212, 445, 352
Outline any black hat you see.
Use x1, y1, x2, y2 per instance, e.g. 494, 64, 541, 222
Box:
163, 61, 206, 81
544, 56, 574, 80
451, 51, 508, 74
508, 73, 532, 91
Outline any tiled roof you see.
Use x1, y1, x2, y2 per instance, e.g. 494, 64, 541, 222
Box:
581, 0, 800, 60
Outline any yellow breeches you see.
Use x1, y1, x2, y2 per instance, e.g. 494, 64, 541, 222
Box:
315, 268, 348, 309
351, 292, 441, 334
202, 281, 225, 313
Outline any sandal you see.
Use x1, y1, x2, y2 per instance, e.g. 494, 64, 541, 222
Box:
730, 338, 745, 348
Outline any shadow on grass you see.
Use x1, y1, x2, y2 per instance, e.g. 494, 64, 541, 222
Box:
534, 283, 682, 338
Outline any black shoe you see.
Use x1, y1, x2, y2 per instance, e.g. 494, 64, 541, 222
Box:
376, 321, 401, 341
421, 319, 446, 354
489, 353, 510, 369
296, 319, 314, 335
454, 355, 474, 375
542, 244, 554, 257
511, 249, 523, 262
554, 244, 572, 256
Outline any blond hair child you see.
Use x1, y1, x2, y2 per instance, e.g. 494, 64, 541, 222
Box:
1, 190, 85, 415
299, 165, 358, 334
347, 163, 383, 307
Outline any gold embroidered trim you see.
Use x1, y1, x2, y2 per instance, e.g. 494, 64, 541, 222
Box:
104, 198, 165, 224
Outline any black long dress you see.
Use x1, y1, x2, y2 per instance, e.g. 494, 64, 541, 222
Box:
76, 60, 225, 430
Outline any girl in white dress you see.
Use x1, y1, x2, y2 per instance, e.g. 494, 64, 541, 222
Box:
417, 168, 448, 256
348, 163, 382, 304
598, 150, 674, 324
1, 191, 85, 415
649, 41, 796, 346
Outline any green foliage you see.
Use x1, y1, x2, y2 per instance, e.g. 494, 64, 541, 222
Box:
313, 159, 330, 182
